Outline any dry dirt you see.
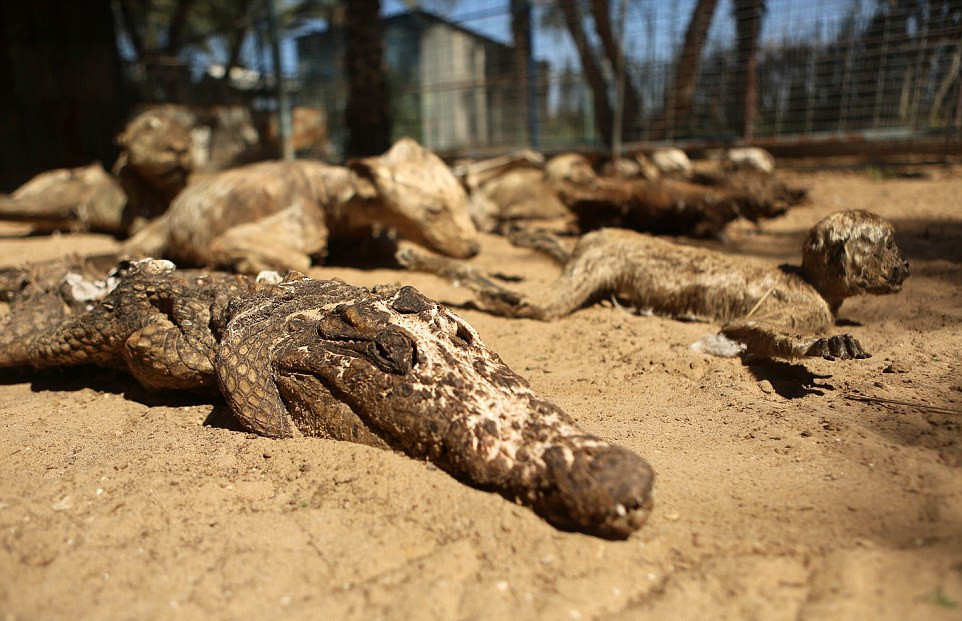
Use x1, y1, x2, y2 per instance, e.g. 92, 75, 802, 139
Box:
0, 166, 960, 620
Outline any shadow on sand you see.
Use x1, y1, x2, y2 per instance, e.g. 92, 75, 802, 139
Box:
746, 359, 836, 398
0, 365, 216, 407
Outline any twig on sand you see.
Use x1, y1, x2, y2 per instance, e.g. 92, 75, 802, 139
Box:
844, 393, 960, 415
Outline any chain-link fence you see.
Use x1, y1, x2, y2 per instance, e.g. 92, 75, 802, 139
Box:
113, 0, 962, 161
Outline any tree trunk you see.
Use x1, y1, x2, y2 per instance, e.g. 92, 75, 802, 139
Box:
559, 0, 613, 145
510, 0, 532, 143
651, 0, 718, 139
930, 40, 962, 125
588, 0, 641, 141
163, 0, 196, 56
117, 0, 146, 63
344, 0, 392, 157
733, 0, 764, 140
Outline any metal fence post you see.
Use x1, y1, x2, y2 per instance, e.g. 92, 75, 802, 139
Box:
267, 0, 294, 160
527, 1, 539, 150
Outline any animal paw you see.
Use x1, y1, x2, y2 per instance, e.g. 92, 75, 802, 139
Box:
477, 288, 537, 317
804, 334, 870, 360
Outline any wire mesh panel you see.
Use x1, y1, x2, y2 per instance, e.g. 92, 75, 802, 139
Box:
390, 0, 962, 152
110, 0, 962, 159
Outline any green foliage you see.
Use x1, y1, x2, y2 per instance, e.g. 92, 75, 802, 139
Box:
921, 585, 958, 609
118, 0, 336, 62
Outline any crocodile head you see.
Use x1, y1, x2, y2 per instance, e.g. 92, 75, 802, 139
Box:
216, 274, 653, 538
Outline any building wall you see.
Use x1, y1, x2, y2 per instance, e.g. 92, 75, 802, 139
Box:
419, 24, 489, 151
296, 11, 525, 157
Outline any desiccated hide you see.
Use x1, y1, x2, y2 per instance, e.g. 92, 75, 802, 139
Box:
112, 105, 196, 234
399, 210, 908, 362
455, 151, 575, 234
122, 138, 479, 274
547, 153, 806, 238
0, 259, 654, 538
0, 163, 127, 234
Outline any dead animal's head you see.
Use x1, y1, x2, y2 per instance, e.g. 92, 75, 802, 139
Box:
801, 210, 909, 308
726, 147, 775, 175
116, 107, 194, 197
348, 138, 479, 259
545, 153, 599, 187
725, 170, 807, 222
218, 275, 652, 537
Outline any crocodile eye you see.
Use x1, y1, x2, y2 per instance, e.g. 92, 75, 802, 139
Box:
371, 329, 416, 374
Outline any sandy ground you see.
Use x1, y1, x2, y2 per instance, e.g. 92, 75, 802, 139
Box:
0, 166, 960, 620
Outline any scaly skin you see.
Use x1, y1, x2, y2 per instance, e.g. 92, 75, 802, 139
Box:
0, 259, 653, 538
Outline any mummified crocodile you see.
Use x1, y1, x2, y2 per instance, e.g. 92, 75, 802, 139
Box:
0, 259, 653, 538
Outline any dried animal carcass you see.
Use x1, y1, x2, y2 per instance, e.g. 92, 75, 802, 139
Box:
112, 105, 196, 233
0, 258, 653, 538
545, 153, 805, 238
0, 107, 196, 236
454, 150, 575, 235
399, 210, 909, 362
122, 138, 479, 274
0, 163, 127, 233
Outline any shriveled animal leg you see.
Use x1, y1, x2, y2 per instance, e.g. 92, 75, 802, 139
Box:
122, 214, 172, 259
0, 195, 78, 229
0, 256, 132, 367
209, 203, 326, 274
505, 228, 571, 264
0, 289, 74, 367
0, 260, 240, 389
396, 247, 543, 318
720, 320, 871, 361
535, 255, 626, 320
121, 282, 229, 390
124, 201, 324, 274
397, 245, 614, 321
